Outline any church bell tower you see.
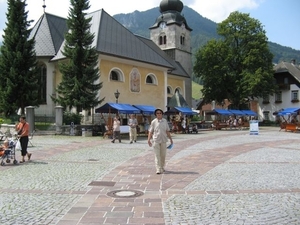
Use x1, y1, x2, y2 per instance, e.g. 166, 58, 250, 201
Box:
150, 0, 193, 106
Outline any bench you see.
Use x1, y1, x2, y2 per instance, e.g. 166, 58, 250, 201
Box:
285, 123, 297, 132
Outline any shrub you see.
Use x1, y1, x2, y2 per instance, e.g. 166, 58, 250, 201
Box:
63, 111, 83, 125
191, 115, 202, 121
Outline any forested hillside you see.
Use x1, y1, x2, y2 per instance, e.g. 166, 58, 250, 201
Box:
113, 6, 300, 64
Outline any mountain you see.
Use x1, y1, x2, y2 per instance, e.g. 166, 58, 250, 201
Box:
113, 6, 300, 64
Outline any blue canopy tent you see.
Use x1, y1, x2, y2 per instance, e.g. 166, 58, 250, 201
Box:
213, 109, 234, 115
229, 109, 246, 116
241, 110, 257, 116
165, 107, 197, 115
132, 105, 156, 115
277, 108, 300, 116
95, 103, 141, 114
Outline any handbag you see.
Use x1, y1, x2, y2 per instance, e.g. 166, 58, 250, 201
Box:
16, 140, 22, 150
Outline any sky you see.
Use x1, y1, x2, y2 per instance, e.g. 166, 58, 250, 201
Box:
0, 0, 299, 50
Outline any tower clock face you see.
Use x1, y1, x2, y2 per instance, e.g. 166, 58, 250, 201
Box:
160, 21, 166, 29
181, 23, 185, 29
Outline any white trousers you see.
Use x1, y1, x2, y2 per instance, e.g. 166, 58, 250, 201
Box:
153, 142, 167, 172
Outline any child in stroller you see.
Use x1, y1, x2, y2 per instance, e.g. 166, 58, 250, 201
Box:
0, 139, 18, 166
0, 140, 9, 156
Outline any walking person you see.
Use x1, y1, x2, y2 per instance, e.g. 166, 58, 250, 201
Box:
128, 114, 138, 144
148, 108, 173, 174
143, 115, 149, 135
15, 115, 32, 163
111, 116, 121, 143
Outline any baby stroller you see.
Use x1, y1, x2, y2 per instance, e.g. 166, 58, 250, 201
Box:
0, 139, 18, 166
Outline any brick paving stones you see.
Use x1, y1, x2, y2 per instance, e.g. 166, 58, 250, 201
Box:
0, 127, 299, 224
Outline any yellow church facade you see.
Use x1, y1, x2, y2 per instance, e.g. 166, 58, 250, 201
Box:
31, 0, 192, 119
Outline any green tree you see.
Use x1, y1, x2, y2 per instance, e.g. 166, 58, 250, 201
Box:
0, 0, 39, 116
53, 0, 104, 113
193, 11, 276, 109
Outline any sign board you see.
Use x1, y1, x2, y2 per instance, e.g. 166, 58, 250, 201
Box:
249, 120, 259, 135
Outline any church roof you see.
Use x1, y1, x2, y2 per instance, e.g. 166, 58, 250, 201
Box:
29, 13, 68, 57
31, 10, 180, 71
150, 0, 192, 30
160, 0, 184, 13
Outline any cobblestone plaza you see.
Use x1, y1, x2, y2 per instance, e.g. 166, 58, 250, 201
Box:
0, 127, 299, 224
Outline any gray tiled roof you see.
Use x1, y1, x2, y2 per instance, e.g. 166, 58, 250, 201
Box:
274, 61, 300, 83
94, 9, 174, 69
149, 11, 192, 31
52, 9, 175, 69
30, 13, 67, 57
32, 9, 188, 78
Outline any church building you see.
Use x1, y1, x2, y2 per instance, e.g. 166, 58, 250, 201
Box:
30, 0, 193, 121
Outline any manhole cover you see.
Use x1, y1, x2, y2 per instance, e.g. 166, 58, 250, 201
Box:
107, 190, 144, 198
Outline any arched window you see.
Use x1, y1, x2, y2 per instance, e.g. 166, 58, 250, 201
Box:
180, 34, 185, 45
38, 63, 47, 104
145, 74, 158, 85
146, 76, 153, 84
159, 34, 167, 45
175, 88, 181, 94
109, 69, 124, 82
110, 71, 118, 80
167, 86, 172, 94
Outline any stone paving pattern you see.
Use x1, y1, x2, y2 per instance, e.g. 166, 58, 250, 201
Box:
0, 127, 299, 224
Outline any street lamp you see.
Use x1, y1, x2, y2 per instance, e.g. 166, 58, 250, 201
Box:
114, 89, 120, 103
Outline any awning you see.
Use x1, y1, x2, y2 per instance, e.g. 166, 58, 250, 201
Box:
241, 110, 257, 116
214, 109, 234, 115
277, 108, 300, 116
95, 103, 141, 114
229, 109, 246, 116
174, 107, 197, 115
132, 105, 156, 115
164, 107, 197, 115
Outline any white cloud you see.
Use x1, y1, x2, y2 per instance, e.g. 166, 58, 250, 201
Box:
190, 0, 261, 22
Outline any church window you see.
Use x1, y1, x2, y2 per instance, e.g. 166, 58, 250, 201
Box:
175, 88, 181, 94
146, 76, 153, 84
180, 35, 185, 45
38, 63, 47, 104
146, 74, 158, 85
109, 69, 124, 82
159, 34, 167, 45
167, 86, 172, 94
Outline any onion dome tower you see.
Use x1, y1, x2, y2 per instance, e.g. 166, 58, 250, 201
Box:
150, 0, 193, 106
